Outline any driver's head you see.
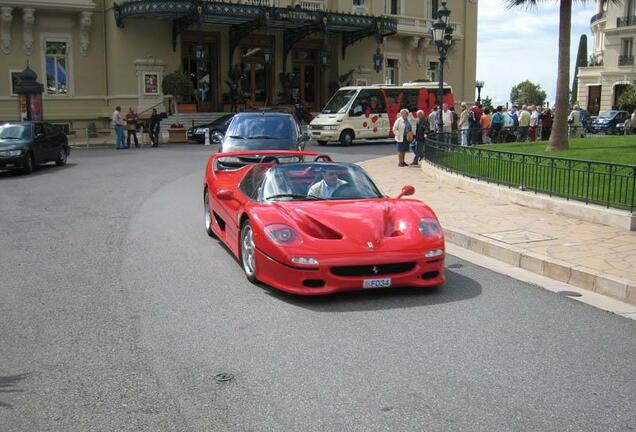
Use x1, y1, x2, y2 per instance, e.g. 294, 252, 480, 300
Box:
322, 169, 339, 187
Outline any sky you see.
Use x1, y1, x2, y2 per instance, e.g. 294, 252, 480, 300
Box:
476, 0, 596, 106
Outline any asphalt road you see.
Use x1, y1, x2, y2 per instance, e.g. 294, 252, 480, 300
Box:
1, 142, 635, 432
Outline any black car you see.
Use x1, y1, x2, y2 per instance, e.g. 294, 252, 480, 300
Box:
587, 110, 630, 135
0, 122, 70, 174
187, 114, 234, 143
220, 112, 310, 153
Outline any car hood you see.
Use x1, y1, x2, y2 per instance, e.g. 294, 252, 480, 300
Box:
0, 139, 29, 150
268, 199, 440, 254
310, 114, 345, 126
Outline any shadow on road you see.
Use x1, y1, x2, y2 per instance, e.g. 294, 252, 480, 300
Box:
0, 163, 76, 178
0, 373, 29, 409
257, 269, 481, 312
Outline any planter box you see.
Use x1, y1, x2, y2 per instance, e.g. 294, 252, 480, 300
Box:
168, 128, 187, 143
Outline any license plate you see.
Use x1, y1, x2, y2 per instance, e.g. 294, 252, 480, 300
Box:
363, 278, 391, 289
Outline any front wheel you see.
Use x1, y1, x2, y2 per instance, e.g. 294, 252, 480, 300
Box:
240, 221, 257, 283
203, 189, 216, 238
55, 147, 68, 166
22, 152, 34, 174
339, 130, 354, 146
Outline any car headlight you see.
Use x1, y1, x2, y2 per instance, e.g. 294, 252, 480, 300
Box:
419, 218, 443, 238
265, 223, 302, 246
290, 257, 319, 266
0, 150, 23, 157
424, 249, 444, 258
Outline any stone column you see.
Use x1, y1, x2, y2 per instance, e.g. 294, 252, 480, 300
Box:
1, 6, 13, 55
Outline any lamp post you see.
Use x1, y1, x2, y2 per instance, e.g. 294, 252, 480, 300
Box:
372, 47, 384, 74
475, 80, 484, 104
432, 1, 452, 131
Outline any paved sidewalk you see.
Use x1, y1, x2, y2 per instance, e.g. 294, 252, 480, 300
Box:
360, 156, 636, 305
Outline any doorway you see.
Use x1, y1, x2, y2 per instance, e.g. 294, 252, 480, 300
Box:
239, 35, 274, 107
292, 48, 320, 111
587, 85, 601, 115
182, 33, 220, 111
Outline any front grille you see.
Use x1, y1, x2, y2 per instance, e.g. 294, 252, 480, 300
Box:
331, 262, 415, 277
310, 125, 325, 130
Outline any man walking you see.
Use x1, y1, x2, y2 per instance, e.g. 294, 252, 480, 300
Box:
125, 107, 140, 148
112, 106, 125, 149
410, 110, 429, 166
149, 108, 161, 148
517, 106, 531, 142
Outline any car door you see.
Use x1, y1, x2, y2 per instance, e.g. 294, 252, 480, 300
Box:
32, 123, 47, 162
43, 123, 62, 160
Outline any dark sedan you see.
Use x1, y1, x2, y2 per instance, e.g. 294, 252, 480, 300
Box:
220, 112, 310, 153
587, 110, 630, 135
0, 122, 70, 174
187, 114, 234, 143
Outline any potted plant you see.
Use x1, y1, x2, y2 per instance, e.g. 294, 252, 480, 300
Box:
162, 70, 194, 118
167, 122, 186, 143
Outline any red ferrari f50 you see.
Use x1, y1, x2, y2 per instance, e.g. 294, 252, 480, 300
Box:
203, 151, 445, 295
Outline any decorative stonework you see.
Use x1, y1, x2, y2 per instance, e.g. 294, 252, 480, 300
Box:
404, 36, 421, 67
1, 7, 13, 55
23, 8, 35, 56
79, 11, 92, 56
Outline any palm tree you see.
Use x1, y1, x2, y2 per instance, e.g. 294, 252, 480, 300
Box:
506, 0, 616, 151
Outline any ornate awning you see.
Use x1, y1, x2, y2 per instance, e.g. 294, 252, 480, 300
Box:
113, 0, 397, 67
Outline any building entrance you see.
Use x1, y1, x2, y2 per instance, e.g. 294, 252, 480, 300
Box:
291, 43, 323, 111
182, 33, 220, 112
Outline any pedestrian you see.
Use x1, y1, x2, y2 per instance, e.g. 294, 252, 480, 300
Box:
490, 106, 504, 143
149, 108, 161, 147
469, 103, 482, 145
392, 108, 412, 167
502, 110, 514, 142
125, 107, 140, 148
508, 105, 519, 137
458, 103, 469, 146
517, 105, 530, 142
441, 103, 452, 134
541, 108, 553, 140
568, 105, 581, 138
480, 107, 492, 144
410, 110, 429, 166
428, 106, 439, 134
529, 105, 540, 141
112, 105, 125, 149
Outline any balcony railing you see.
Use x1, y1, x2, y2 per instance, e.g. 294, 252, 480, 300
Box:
617, 15, 636, 27
619, 54, 634, 66
218, 0, 279, 5
389, 14, 433, 36
590, 11, 606, 24
294, 0, 326, 11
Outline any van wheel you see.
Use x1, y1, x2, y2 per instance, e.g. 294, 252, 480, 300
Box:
317, 140, 328, 146
339, 130, 354, 146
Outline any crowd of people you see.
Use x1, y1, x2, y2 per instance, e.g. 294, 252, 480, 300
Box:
111, 106, 161, 149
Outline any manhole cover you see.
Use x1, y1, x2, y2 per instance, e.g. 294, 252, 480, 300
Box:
482, 229, 555, 245
558, 291, 582, 297
214, 373, 234, 382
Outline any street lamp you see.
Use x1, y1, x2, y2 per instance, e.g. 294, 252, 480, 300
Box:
432, 1, 453, 131
475, 80, 484, 104
372, 47, 384, 74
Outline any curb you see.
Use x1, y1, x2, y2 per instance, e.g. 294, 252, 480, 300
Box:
443, 226, 636, 306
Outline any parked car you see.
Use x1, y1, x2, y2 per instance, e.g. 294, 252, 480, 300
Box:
587, 110, 630, 135
203, 150, 445, 295
187, 114, 234, 144
219, 112, 310, 153
0, 121, 70, 174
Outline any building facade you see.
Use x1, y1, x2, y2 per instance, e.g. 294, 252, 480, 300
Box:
0, 0, 477, 130
577, 0, 636, 114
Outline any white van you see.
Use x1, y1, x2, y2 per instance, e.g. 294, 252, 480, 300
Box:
309, 82, 454, 146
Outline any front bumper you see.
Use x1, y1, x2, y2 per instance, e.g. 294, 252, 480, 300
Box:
254, 249, 445, 295
187, 131, 205, 143
0, 155, 25, 169
309, 128, 339, 141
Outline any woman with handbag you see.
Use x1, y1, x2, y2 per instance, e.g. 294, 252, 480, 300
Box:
392, 109, 413, 167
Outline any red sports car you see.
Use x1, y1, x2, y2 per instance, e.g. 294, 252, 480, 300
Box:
203, 151, 445, 295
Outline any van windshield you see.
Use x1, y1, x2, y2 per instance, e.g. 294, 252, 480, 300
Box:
322, 90, 357, 114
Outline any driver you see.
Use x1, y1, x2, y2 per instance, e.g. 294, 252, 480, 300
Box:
307, 168, 348, 199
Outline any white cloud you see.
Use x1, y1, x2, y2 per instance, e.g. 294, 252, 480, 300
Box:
476, 0, 595, 105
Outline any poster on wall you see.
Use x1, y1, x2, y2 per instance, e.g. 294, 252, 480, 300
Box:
18, 94, 28, 121
143, 73, 159, 95
29, 93, 43, 121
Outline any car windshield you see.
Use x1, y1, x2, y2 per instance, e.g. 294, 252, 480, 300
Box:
257, 163, 384, 201
321, 90, 358, 114
0, 124, 29, 139
226, 115, 295, 140
598, 111, 617, 119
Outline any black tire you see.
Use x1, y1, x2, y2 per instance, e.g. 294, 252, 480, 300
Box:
55, 147, 68, 166
339, 130, 354, 146
203, 188, 216, 238
22, 152, 34, 174
239, 221, 257, 283
317, 140, 328, 146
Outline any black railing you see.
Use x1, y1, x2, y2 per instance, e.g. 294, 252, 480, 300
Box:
619, 54, 634, 66
423, 133, 636, 212
590, 11, 606, 24
617, 15, 636, 27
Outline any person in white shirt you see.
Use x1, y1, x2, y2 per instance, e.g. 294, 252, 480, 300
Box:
568, 106, 581, 138
111, 106, 125, 149
307, 169, 348, 199
392, 109, 412, 167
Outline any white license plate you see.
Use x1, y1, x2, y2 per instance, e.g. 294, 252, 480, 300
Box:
363, 278, 392, 289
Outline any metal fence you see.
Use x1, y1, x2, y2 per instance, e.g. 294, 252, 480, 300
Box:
423, 134, 636, 212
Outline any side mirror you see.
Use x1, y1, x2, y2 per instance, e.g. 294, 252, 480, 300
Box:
216, 189, 235, 201
396, 185, 415, 199
212, 131, 224, 144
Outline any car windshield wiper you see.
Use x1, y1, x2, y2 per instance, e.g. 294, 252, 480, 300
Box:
265, 194, 321, 201
228, 135, 245, 139
248, 135, 283, 140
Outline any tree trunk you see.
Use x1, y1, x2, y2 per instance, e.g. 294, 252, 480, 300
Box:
547, 0, 571, 151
